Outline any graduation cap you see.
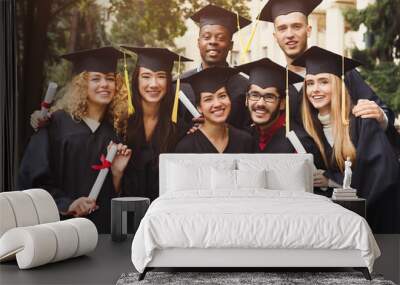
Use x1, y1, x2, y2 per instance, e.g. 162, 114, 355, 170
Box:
236, 58, 303, 134
120, 46, 192, 122
119, 46, 192, 73
190, 4, 251, 35
61, 46, 124, 75
291, 46, 361, 77
182, 67, 239, 105
292, 46, 362, 125
259, 0, 322, 22
236, 58, 303, 92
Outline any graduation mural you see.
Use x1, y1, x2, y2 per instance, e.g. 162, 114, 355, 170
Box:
1, 0, 399, 236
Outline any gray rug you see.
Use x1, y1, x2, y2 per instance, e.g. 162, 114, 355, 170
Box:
117, 271, 396, 285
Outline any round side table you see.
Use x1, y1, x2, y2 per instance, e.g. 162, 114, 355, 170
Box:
111, 197, 150, 242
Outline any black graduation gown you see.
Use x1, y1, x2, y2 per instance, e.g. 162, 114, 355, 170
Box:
121, 117, 188, 202
18, 110, 119, 233
246, 125, 295, 153
301, 117, 400, 233
175, 125, 254, 153
177, 65, 251, 130
289, 69, 400, 153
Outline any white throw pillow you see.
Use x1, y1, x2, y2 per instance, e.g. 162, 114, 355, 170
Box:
211, 168, 236, 190
166, 160, 236, 192
238, 158, 308, 191
167, 163, 210, 191
236, 169, 267, 189
266, 163, 307, 191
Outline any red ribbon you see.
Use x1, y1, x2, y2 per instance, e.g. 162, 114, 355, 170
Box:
41, 101, 51, 109
91, 154, 112, 170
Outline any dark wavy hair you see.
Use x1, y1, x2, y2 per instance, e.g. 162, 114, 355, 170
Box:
126, 66, 178, 154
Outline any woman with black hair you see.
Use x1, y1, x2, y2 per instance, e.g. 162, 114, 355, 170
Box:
116, 47, 191, 201
175, 66, 254, 154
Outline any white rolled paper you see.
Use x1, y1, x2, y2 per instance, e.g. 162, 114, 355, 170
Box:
0, 196, 17, 238
286, 130, 317, 172
40, 82, 58, 117
1, 192, 39, 227
88, 143, 118, 200
179, 90, 201, 118
23, 189, 60, 224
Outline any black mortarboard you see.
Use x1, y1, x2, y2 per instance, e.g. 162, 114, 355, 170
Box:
236, 58, 303, 92
61, 46, 123, 74
259, 0, 322, 22
291, 46, 362, 77
182, 67, 239, 104
190, 4, 251, 35
120, 46, 192, 72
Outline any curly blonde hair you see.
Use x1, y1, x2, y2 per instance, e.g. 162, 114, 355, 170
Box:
53, 72, 128, 137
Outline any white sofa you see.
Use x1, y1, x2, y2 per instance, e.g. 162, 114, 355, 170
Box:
0, 189, 98, 269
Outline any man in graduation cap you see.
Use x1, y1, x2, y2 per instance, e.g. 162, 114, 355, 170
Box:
236, 58, 303, 153
259, 0, 399, 148
178, 4, 252, 129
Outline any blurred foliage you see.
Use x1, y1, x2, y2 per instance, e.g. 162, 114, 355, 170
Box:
45, 0, 109, 86
108, 0, 250, 47
344, 0, 400, 113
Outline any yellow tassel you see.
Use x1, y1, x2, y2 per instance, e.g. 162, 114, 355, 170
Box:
341, 54, 349, 125
124, 52, 134, 116
171, 55, 181, 123
236, 12, 247, 64
236, 11, 260, 64
285, 66, 290, 135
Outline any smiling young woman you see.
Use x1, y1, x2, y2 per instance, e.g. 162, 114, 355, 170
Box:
294, 46, 399, 233
116, 46, 192, 202
18, 47, 132, 233
175, 66, 254, 154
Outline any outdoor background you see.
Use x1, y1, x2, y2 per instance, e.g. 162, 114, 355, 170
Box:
1, 0, 399, 190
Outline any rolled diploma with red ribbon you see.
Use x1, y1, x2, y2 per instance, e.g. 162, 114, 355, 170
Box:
88, 144, 118, 200
40, 82, 58, 117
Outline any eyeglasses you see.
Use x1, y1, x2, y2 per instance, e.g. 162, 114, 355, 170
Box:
247, 92, 280, 103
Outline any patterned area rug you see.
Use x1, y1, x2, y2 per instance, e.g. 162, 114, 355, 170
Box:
117, 271, 396, 285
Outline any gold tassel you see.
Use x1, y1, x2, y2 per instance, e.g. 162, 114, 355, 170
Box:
341, 54, 349, 125
236, 12, 261, 64
285, 66, 290, 135
124, 52, 134, 116
171, 55, 181, 123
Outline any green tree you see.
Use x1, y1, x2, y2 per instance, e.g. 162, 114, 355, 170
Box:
16, 0, 108, 158
345, 0, 400, 114
108, 0, 250, 47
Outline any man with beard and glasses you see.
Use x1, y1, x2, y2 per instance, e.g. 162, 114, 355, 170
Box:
177, 4, 252, 130
258, 0, 399, 153
236, 58, 304, 153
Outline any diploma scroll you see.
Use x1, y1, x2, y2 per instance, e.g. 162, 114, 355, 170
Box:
286, 130, 327, 190
40, 82, 58, 117
286, 130, 317, 172
88, 144, 118, 200
179, 91, 201, 118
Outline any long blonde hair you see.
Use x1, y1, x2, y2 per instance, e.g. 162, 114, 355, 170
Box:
301, 74, 356, 172
52, 72, 128, 137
